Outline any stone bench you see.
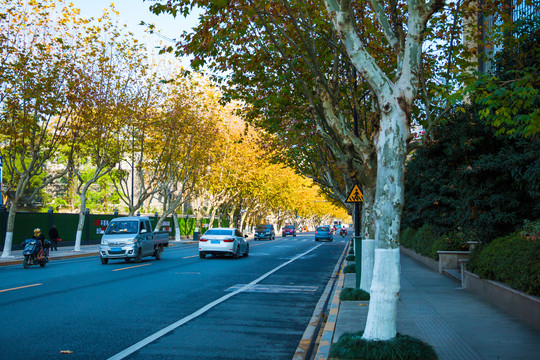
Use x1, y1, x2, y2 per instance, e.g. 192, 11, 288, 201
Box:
437, 250, 470, 274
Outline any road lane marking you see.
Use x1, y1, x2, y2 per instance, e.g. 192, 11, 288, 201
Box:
226, 284, 318, 293
182, 255, 199, 259
112, 263, 152, 272
250, 239, 280, 247
108, 243, 324, 360
0, 283, 43, 293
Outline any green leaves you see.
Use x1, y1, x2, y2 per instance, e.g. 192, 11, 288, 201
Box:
470, 16, 540, 139
403, 103, 540, 244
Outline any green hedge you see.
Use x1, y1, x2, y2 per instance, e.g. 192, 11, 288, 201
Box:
400, 224, 468, 260
340, 287, 370, 301
467, 228, 540, 296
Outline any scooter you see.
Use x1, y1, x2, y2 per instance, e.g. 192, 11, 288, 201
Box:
22, 239, 50, 269
340, 228, 347, 237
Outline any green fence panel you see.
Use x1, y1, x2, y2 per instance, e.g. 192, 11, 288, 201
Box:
0, 210, 227, 248
13, 212, 50, 245
51, 213, 84, 243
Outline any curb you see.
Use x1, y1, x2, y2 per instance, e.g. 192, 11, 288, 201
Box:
315, 269, 344, 359
0, 251, 99, 267
293, 241, 349, 360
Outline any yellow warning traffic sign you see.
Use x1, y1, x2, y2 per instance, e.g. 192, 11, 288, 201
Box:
345, 184, 364, 203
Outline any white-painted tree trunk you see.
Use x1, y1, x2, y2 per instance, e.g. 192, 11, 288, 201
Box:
173, 214, 181, 241
1, 232, 14, 258
359, 186, 376, 288
362, 104, 407, 340
1, 202, 19, 258
74, 210, 84, 252
74, 229, 83, 252
363, 248, 400, 339
360, 239, 375, 292
74, 192, 88, 252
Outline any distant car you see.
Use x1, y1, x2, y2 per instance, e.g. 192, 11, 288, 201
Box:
315, 225, 333, 242
254, 224, 275, 241
282, 225, 296, 237
199, 227, 249, 258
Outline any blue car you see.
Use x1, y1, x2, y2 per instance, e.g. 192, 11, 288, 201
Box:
254, 224, 275, 241
315, 225, 333, 242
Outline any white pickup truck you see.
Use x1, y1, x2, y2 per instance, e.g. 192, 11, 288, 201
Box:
99, 216, 169, 264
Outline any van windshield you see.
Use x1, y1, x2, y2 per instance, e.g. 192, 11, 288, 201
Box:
256, 225, 271, 231
105, 221, 139, 235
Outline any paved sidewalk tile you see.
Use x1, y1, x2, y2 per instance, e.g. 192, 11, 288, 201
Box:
400, 254, 540, 360
331, 253, 540, 360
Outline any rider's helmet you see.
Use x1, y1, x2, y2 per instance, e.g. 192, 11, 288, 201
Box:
34, 228, 41, 236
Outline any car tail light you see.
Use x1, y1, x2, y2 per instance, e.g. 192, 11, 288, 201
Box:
328, 231, 332, 235
223, 238, 235, 242
200, 238, 208, 242
315, 231, 318, 234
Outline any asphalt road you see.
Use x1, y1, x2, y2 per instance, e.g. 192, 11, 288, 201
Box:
0, 232, 348, 360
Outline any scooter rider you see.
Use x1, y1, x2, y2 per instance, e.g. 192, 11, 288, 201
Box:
33, 228, 45, 248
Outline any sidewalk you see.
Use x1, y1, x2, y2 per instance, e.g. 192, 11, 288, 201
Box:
0, 239, 198, 267
316, 250, 540, 360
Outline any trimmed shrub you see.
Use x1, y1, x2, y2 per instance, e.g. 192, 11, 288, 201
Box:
340, 287, 370, 301
467, 224, 540, 296
330, 331, 438, 360
401, 225, 472, 260
343, 264, 355, 273
346, 255, 355, 262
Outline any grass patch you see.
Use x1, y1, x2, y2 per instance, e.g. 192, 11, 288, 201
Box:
343, 264, 355, 273
330, 331, 438, 360
346, 255, 355, 261
340, 287, 370, 301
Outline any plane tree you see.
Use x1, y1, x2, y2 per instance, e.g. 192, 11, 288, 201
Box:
151, 73, 223, 233
70, 8, 149, 251
150, 0, 379, 240
151, 0, 477, 343
0, 0, 88, 257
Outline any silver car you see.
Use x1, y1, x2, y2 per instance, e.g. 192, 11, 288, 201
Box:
199, 227, 249, 259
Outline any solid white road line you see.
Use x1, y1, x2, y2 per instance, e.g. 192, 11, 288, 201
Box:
0, 283, 43, 293
108, 243, 324, 360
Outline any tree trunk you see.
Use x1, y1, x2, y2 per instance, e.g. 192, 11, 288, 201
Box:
74, 192, 87, 252
1, 173, 31, 258
173, 213, 181, 241
208, 208, 217, 229
0, 203, 18, 258
363, 105, 407, 341
360, 185, 376, 292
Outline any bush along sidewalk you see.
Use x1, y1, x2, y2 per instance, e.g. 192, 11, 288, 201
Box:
343, 264, 355, 273
340, 287, 370, 301
467, 220, 540, 297
330, 331, 438, 360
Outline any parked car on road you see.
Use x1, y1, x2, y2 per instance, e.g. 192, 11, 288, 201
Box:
199, 227, 249, 258
315, 225, 333, 242
282, 225, 296, 237
254, 224, 275, 241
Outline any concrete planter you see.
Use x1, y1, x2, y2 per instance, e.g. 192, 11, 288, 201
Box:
437, 250, 469, 273
463, 270, 540, 331
401, 246, 540, 332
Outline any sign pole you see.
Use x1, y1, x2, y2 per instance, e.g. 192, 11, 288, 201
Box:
345, 183, 364, 289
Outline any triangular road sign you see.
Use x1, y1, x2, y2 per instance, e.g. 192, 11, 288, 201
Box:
345, 184, 364, 203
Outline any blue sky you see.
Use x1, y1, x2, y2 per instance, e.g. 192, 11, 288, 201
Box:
69, 0, 201, 66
